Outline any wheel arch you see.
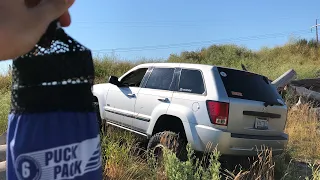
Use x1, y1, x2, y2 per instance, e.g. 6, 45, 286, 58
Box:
147, 104, 203, 150
92, 84, 110, 120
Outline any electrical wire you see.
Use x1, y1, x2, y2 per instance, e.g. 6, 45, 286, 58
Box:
92, 29, 311, 53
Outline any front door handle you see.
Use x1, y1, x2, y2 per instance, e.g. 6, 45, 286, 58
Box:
127, 93, 136, 97
158, 97, 169, 102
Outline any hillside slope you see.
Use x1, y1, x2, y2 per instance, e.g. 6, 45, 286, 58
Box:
1, 39, 320, 90
93, 39, 320, 84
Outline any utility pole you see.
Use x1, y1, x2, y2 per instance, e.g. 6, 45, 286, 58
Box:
311, 19, 320, 43
112, 49, 115, 57
316, 19, 319, 43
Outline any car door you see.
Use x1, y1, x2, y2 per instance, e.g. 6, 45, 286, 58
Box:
133, 67, 176, 133
105, 67, 148, 128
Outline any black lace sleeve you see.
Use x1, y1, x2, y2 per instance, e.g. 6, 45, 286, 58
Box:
10, 21, 95, 113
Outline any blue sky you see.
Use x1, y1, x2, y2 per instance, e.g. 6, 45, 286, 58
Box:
0, 0, 319, 74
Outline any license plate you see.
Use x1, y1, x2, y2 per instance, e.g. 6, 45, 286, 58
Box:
255, 118, 268, 130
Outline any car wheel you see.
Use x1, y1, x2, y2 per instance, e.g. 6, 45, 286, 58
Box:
147, 131, 187, 162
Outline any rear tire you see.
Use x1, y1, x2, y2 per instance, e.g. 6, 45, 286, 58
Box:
147, 131, 188, 162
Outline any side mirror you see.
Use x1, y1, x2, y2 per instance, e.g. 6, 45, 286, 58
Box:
108, 76, 120, 86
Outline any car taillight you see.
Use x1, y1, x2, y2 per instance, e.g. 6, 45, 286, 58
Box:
206, 101, 229, 126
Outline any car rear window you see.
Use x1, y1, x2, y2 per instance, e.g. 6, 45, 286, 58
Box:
217, 67, 283, 105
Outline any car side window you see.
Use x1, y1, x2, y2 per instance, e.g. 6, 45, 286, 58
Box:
120, 68, 148, 87
145, 68, 175, 90
178, 69, 205, 94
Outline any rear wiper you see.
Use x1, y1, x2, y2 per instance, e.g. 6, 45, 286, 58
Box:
263, 102, 274, 107
263, 101, 282, 107
262, 76, 270, 84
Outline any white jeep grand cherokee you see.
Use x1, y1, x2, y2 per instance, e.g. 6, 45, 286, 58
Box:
92, 63, 288, 157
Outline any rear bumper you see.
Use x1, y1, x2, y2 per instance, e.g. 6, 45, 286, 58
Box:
194, 125, 288, 156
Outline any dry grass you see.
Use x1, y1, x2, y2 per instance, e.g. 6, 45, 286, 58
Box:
0, 74, 11, 93
0, 91, 9, 134
285, 104, 320, 161
101, 125, 159, 180
225, 148, 275, 180
0, 81, 319, 179
99, 103, 320, 180
0, 86, 319, 179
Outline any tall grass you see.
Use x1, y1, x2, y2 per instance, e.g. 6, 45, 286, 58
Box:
93, 40, 320, 82
0, 74, 11, 93
161, 143, 222, 180
285, 104, 320, 160
0, 91, 9, 134
100, 103, 320, 180
93, 57, 162, 84
101, 126, 159, 180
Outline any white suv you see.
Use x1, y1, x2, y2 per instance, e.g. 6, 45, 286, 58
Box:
92, 63, 288, 157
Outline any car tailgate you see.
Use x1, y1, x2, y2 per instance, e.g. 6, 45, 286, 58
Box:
228, 98, 287, 136
216, 67, 288, 136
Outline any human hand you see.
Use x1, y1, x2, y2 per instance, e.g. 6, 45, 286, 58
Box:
0, 0, 75, 60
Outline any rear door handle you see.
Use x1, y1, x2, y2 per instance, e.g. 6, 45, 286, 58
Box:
127, 93, 136, 97
158, 97, 169, 102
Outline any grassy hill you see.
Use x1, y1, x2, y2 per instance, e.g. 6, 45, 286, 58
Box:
0, 39, 320, 179
1, 38, 320, 92
93, 38, 320, 84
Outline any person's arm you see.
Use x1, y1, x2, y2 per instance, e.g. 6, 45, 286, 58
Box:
0, 0, 75, 61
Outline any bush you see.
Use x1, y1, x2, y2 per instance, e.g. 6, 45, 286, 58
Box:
163, 143, 221, 180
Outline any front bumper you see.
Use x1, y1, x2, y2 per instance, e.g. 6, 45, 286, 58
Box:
194, 125, 288, 156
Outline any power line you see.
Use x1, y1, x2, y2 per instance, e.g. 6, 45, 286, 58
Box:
93, 31, 310, 53
317, 19, 319, 43
72, 17, 318, 28
92, 29, 311, 53
74, 24, 217, 28
74, 16, 315, 25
